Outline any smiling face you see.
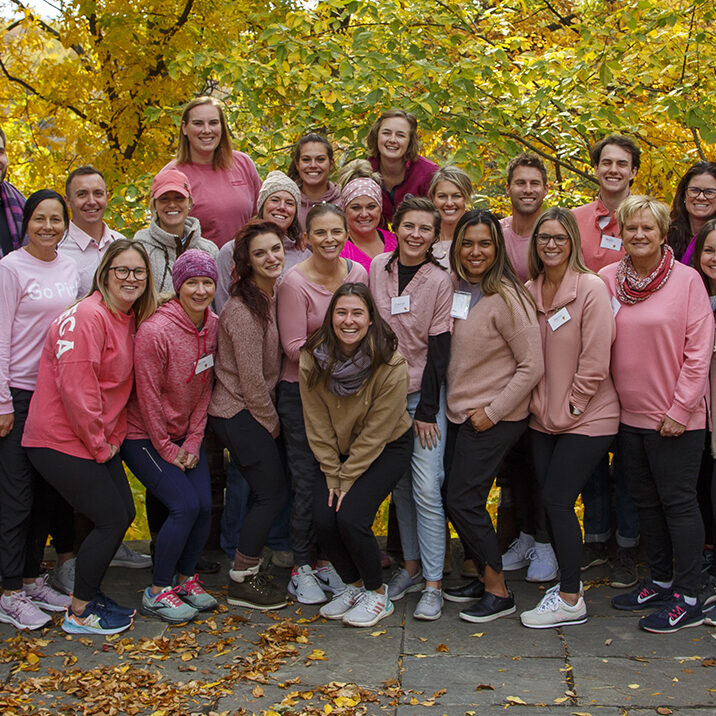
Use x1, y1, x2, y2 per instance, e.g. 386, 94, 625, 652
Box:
432, 180, 466, 226
25, 198, 66, 261
345, 195, 382, 238
459, 223, 496, 283
594, 143, 637, 198
261, 191, 297, 234
155, 191, 191, 235
332, 294, 372, 355
179, 276, 216, 325
396, 210, 437, 266
535, 218, 571, 272
297, 141, 333, 191
621, 207, 665, 271
506, 166, 547, 218
66, 173, 107, 233
181, 103, 222, 161
248, 231, 285, 289
699, 230, 716, 293
307, 211, 347, 261
377, 117, 412, 163
105, 247, 148, 313
685, 172, 716, 226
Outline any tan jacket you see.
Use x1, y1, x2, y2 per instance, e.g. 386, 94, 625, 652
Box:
298, 349, 411, 492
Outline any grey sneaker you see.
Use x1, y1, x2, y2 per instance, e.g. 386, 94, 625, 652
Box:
610, 547, 638, 589
520, 589, 587, 629
315, 563, 346, 595
176, 574, 218, 612
413, 587, 443, 621
287, 565, 327, 605
387, 568, 425, 601
110, 543, 152, 569
23, 574, 72, 612
342, 588, 393, 627
48, 558, 75, 596
140, 586, 198, 624
319, 584, 363, 619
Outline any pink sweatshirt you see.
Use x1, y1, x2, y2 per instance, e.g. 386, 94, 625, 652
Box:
164, 152, 261, 248
0, 248, 79, 412
126, 299, 218, 463
599, 261, 714, 430
277, 259, 368, 383
340, 230, 396, 274
572, 197, 626, 272
500, 216, 531, 284
527, 269, 620, 436
446, 285, 544, 424
22, 292, 136, 462
369, 254, 453, 393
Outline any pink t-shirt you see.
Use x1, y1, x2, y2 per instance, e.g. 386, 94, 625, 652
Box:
276, 259, 368, 383
339, 229, 396, 274
500, 216, 531, 284
0, 248, 79, 412
165, 151, 261, 248
369, 255, 453, 393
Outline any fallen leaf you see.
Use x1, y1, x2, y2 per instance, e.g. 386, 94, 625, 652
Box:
476, 684, 495, 691
415, 654, 427, 658
554, 696, 569, 703
604, 638, 613, 646
436, 643, 449, 653
628, 684, 640, 689
702, 658, 716, 667
26, 653, 39, 665
470, 632, 484, 638
656, 708, 673, 715
506, 696, 527, 705
307, 649, 327, 661
370, 629, 386, 637
296, 635, 309, 643
252, 686, 264, 697
432, 689, 447, 698
418, 636, 428, 642
571, 712, 592, 716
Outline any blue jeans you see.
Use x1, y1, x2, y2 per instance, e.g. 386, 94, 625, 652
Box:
581, 448, 639, 547
391, 388, 447, 582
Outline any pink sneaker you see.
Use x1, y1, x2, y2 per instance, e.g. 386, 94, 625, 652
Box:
24, 574, 72, 612
0, 591, 52, 630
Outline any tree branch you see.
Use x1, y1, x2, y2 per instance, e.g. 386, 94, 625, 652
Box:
691, 127, 707, 161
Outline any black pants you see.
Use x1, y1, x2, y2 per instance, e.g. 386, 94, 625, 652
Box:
618, 425, 705, 597
0, 389, 68, 591
530, 429, 615, 593
26, 448, 134, 601
313, 430, 412, 591
444, 419, 527, 575
277, 381, 322, 565
209, 410, 288, 559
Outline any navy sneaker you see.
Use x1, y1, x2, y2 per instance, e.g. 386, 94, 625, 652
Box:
458, 591, 515, 623
95, 590, 136, 618
611, 580, 672, 611
63, 599, 133, 635
638, 594, 704, 634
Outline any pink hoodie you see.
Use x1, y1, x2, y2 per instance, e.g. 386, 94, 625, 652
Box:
126, 299, 218, 463
22, 292, 135, 462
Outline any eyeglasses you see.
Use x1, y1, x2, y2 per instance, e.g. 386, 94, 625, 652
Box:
535, 233, 570, 246
686, 187, 716, 199
109, 266, 147, 280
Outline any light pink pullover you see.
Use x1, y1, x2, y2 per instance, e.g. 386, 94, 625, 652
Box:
500, 216, 531, 284
277, 259, 368, 383
0, 248, 79, 412
599, 261, 714, 431
369, 254, 453, 393
527, 269, 620, 436
126, 299, 218, 463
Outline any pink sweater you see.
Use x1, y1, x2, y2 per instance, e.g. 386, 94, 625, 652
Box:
277, 259, 368, 383
165, 152, 261, 248
340, 230, 396, 274
446, 284, 544, 424
369, 255, 453, 393
126, 299, 218, 463
599, 261, 714, 430
572, 197, 626, 272
22, 292, 135, 462
0, 248, 79, 412
500, 216, 531, 284
527, 269, 620, 436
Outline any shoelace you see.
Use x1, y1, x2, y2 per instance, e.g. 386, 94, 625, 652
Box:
155, 586, 185, 607
251, 572, 274, 593
505, 538, 523, 555
537, 590, 563, 613
181, 575, 205, 595
525, 548, 538, 561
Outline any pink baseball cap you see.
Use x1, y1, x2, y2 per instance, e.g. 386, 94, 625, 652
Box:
151, 168, 192, 199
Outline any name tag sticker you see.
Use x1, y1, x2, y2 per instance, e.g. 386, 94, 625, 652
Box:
600, 234, 623, 251
450, 291, 471, 320
391, 295, 410, 314
195, 354, 214, 375
611, 296, 621, 317
548, 307, 571, 331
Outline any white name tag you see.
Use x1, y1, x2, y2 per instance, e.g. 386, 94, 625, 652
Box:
547, 307, 571, 331
195, 353, 214, 375
611, 296, 621, 317
600, 234, 623, 251
450, 291, 471, 320
391, 295, 410, 314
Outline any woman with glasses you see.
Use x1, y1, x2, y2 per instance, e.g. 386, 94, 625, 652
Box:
667, 162, 716, 264
23, 240, 158, 635
519, 208, 619, 628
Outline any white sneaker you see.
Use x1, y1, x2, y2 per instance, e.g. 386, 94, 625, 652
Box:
110, 543, 152, 569
287, 565, 327, 604
525, 542, 558, 583
320, 584, 364, 619
315, 563, 346, 595
48, 558, 75, 596
0, 591, 52, 630
342, 587, 394, 627
520, 589, 587, 629
413, 587, 443, 621
501, 532, 536, 571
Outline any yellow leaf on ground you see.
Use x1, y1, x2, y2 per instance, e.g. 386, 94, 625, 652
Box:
628, 684, 640, 689
370, 629, 386, 637
470, 632, 484, 638
252, 686, 264, 697
506, 696, 527, 705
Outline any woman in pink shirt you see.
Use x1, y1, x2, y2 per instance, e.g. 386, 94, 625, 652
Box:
519, 207, 619, 629
370, 197, 453, 621
0, 190, 79, 632
23, 239, 158, 635
600, 196, 714, 634
277, 203, 367, 605
428, 166, 472, 267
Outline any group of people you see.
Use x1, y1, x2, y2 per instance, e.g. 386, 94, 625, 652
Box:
1, 100, 715, 638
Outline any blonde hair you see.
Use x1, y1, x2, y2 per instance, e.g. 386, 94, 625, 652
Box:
337, 158, 381, 189
176, 96, 233, 171
428, 166, 472, 202
616, 195, 670, 237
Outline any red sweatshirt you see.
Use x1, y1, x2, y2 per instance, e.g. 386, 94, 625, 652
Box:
126, 299, 218, 463
22, 291, 136, 462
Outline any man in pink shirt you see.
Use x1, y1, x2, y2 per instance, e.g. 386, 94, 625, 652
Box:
500, 153, 548, 284
573, 135, 642, 589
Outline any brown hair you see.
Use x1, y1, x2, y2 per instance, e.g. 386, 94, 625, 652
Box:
691, 218, 716, 295
287, 133, 334, 185
366, 109, 419, 163
506, 153, 547, 186
590, 134, 641, 173
527, 207, 591, 280
176, 96, 233, 171
385, 196, 443, 273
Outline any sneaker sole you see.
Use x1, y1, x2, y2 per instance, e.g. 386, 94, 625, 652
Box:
581, 558, 608, 571
139, 604, 198, 624
315, 577, 346, 595
286, 585, 328, 605
704, 615, 715, 626
184, 600, 218, 612
0, 612, 52, 630
342, 601, 394, 627
520, 615, 588, 629
639, 617, 704, 634
62, 618, 132, 635
443, 592, 484, 604
27, 599, 71, 613
320, 607, 353, 620
227, 597, 287, 610
389, 583, 425, 601
109, 561, 152, 569
459, 605, 516, 623
610, 578, 639, 589
611, 598, 670, 612
413, 609, 442, 621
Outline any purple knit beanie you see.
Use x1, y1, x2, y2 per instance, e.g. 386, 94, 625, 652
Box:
172, 249, 218, 293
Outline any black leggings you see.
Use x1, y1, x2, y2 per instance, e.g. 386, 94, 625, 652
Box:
530, 429, 615, 593
26, 448, 134, 601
